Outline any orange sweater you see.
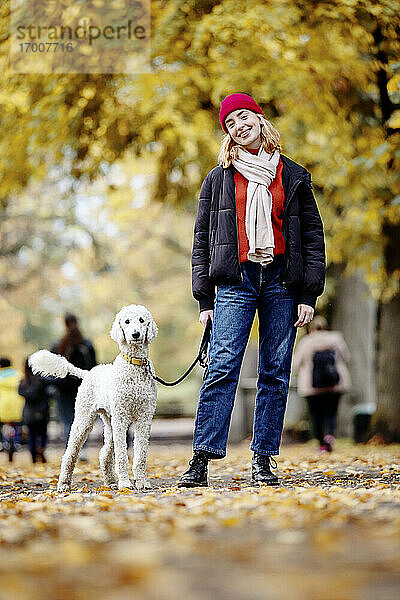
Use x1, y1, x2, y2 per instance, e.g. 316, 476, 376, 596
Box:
234, 147, 285, 263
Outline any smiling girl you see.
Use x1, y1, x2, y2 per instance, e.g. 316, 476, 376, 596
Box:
178, 93, 326, 487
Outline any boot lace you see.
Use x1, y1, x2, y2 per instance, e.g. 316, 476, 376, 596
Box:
256, 454, 277, 469
188, 453, 208, 470
186, 453, 208, 475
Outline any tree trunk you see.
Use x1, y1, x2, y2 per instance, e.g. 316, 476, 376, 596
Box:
331, 264, 377, 437
373, 223, 400, 441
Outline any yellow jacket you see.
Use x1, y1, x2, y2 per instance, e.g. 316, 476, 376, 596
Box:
0, 367, 24, 422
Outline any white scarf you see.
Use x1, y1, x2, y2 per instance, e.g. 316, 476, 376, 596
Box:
232, 146, 280, 266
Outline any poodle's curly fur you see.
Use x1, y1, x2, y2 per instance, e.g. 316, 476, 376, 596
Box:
29, 304, 158, 492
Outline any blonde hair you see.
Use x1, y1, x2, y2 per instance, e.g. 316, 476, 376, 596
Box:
217, 113, 281, 168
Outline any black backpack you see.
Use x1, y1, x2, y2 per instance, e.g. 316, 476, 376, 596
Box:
312, 349, 340, 388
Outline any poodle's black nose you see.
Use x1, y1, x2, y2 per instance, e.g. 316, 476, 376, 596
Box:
131, 331, 140, 339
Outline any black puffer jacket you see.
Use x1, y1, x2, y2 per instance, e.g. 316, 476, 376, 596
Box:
18, 377, 49, 425
192, 154, 326, 311
50, 340, 96, 399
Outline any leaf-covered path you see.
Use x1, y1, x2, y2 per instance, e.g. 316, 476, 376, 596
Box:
0, 442, 399, 600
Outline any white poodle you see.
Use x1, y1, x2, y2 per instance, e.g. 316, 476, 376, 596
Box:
29, 304, 158, 492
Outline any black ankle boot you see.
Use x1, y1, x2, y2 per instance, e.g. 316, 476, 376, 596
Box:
177, 451, 209, 487
251, 453, 279, 486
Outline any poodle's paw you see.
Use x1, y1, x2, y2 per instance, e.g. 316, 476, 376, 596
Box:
118, 480, 134, 490
104, 477, 118, 489
104, 481, 118, 490
135, 478, 152, 490
57, 481, 71, 493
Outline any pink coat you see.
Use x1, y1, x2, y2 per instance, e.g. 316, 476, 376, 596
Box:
292, 330, 352, 397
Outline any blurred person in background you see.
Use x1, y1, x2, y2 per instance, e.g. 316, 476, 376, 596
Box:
0, 357, 25, 461
292, 315, 352, 452
51, 313, 96, 450
18, 359, 50, 463
178, 93, 325, 487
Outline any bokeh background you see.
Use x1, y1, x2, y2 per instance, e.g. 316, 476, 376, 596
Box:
0, 0, 399, 439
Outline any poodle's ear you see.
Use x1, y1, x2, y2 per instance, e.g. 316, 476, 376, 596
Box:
110, 315, 125, 344
145, 318, 158, 344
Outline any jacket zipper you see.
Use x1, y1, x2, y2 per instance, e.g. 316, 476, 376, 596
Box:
235, 211, 244, 282
234, 178, 244, 282
281, 178, 303, 287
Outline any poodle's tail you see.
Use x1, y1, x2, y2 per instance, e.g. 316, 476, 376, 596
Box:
29, 350, 88, 380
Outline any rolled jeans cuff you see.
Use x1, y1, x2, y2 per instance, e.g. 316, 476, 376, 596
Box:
193, 445, 226, 459
250, 445, 279, 457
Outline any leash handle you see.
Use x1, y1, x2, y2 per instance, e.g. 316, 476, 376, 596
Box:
199, 317, 212, 368
152, 317, 212, 387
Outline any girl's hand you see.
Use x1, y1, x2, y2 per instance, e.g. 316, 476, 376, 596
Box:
294, 304, 314, 328
199, 310, 213, 328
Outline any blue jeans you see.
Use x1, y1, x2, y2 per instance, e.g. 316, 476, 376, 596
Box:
27, 421, 48, 462
57, 394, 75, 446
193, 256, 298, 458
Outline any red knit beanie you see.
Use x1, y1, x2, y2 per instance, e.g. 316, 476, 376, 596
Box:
219, 93, 264, 133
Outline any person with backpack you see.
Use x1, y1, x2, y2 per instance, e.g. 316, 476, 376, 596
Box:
292, 315, 352, 452
51, 313, 96, 445
177, 93, 326, 487
18, 359, 50, 463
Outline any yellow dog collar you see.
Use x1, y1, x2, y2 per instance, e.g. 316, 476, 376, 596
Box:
120, 353, 149, 367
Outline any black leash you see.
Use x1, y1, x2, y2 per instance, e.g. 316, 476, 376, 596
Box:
152, 318, 212, 387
